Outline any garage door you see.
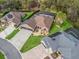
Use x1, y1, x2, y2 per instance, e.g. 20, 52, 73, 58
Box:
10, 29, 32, 50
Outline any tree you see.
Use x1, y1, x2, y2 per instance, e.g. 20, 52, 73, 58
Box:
55, 11, 66, 25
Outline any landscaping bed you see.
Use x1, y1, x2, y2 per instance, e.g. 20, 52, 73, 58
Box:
20, 35, 43, 53
5, 29, 20, 40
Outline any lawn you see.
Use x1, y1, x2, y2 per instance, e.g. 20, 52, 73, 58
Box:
21, 11, 34, 22
20, 35, 44, 53
0, 52, 5, 59
5, 29, 20, 40
49, 23, 59, 35
61, 19, 72, 30
49, 19, 72, 35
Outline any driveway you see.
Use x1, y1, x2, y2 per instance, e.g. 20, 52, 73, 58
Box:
0, 25, 15, 39
0, 38, 22, 59
10, 29, 32, 50
22, 44, 48, 59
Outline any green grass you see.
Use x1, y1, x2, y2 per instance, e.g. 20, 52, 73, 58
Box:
0, 52, 5, 59
49, 19, 72, 35
21, 10, 39, 22
5, 29, 20, 40
20, 35, 44, 53
61, 20, 72, 30
21, 12, 34, 22
49, 23, 59, 35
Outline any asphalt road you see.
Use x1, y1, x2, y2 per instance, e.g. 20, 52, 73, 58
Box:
0, 38, 22, 59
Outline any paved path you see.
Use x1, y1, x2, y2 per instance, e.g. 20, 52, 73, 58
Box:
22, 44, 48, 59
0, 38, 22, 59
10, 29, 32, 50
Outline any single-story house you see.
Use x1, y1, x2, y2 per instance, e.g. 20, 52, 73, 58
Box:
20, 12, 56, 36
41, 31, 79, 59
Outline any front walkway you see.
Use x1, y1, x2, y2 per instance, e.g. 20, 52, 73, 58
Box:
10, 29, 32, 50
22, 44, 48, 59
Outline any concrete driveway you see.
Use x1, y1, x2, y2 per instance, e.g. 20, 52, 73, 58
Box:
10, 29, 32, 50
0, 38, 22, 59
22, 44, 48, 59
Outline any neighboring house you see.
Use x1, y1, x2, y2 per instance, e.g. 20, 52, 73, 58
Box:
0, 12, 24, 38
28, 0, 40, 11
65, 28, 79, 40
1, 11, 25, 27
41, 31, 79, 59
20, 12, 55, 36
